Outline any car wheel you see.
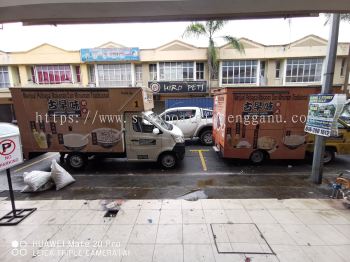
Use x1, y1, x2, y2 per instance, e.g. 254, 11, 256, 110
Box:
159, 153, 177, 169
200, 129, 213, 146
67, 153, 87, 170
324, 149, 335, 164
249, 150, 266, 165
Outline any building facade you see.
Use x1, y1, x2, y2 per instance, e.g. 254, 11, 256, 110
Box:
0, 35, 349, 121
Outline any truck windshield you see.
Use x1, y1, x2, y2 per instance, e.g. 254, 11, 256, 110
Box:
147, 112, 173, 131
340, 103, 350, 126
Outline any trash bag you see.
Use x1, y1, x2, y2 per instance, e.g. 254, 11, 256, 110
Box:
23, 171, 52, 192
21, 180, 55, 193
51, 159, 76, 190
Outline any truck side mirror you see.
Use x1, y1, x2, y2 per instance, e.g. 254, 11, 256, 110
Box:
153, 128, 160, 135
142, 119, 151, 125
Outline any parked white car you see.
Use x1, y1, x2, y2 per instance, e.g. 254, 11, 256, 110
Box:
160, 107, 213, 145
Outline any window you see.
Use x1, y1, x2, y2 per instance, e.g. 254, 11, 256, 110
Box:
33, 65, 72, 84
135, 65, 143, 82
178, 110, 196, 120
340, 103, 350, 126
97, 64, 132, 87
75, 66, 81, 83
196, 62, 204, 80
162, 110, 196, 121
285, 58, 323, 83
260, 61, 266, 78
31, 67, 36, 83
221, 60, 258, 84
201, 109, 213, 119
259, 61, 266, 85
162, 111, 179, 121
88, 65, 95, 84
159, 62, 194, 81
132, 117, 154, 133
0, 66, 10, 88
275, 60, 281, 78
341, 58, 346, 77
149, 64, 157, 81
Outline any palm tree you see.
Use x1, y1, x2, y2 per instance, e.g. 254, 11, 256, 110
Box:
183, 20, 244, 85
325, 13, 350, 24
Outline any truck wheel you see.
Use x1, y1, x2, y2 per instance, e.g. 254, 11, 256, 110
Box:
200, 129, 213, 146
67, 153, 87, 170
324, 149, 335, 164
59, 153, 66, 164
250, 150, 265, 165
159, 153, 177, 169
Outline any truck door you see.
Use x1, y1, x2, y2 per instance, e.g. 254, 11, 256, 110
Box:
124, 113, 163, 161
327, 121, 350, 155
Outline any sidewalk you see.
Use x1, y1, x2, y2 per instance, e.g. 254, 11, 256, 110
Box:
0, 198, 349, 262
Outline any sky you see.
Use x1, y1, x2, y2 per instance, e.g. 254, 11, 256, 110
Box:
0, 15, 350, 52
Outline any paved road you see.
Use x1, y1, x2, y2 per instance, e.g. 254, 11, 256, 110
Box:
0, 143, 349, 200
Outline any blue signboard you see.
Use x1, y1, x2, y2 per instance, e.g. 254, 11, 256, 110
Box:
80, 48, 140, 62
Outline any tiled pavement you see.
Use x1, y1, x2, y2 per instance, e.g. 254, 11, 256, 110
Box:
0, 198, 349, 262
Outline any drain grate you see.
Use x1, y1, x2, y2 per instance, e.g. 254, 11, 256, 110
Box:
210, 223, 275, 255
104, 209, 119, 217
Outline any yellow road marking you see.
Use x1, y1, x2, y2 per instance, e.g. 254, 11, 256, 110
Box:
14, 153, 59, 173
190, 149, 209, 172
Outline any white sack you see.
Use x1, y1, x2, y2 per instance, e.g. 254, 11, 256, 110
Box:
51, 159, 75, 190
21, 180, 55, 193
23, 171, 52, 192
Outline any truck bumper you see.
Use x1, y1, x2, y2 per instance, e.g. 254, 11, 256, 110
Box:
213, 144, 223, 158
173, 143, 186, 160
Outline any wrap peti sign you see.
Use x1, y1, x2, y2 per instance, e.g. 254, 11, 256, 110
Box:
81, 48, 140, 62
148, 81, 207, 94
305, 94, 347, 137
0, 124, 23, 172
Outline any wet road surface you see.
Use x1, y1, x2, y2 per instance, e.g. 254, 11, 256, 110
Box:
0, 143, 349, 200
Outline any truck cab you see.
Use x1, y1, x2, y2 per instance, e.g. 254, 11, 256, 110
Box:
124, 111, 185, 168
306, 117, 350, 164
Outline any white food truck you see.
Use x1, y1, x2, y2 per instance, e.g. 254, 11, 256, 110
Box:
11, 87, 185, 169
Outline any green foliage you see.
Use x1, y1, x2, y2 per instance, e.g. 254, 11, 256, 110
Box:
324, 13, 350, 24
183, 20, 244, 79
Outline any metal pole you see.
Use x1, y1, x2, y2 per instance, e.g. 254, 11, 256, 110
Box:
343, 45, 350, 96
311, 13, 340, 184
6, 168, 17, 216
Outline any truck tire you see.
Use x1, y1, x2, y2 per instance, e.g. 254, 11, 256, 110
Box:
249, 150, 266, 165
200, 129, 213, 146
159, 153, 177, 169
59, 153, 66, 164
67, 153, 87, 170
324, 149, 335, 164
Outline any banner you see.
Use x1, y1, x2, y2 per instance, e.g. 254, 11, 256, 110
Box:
81, 48, 140, 62
305, 94, 347, 137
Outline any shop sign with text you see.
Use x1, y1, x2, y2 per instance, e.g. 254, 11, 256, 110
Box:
148, 81, 207, 94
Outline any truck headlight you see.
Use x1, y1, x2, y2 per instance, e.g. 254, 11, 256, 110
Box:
173, 135, 185, 143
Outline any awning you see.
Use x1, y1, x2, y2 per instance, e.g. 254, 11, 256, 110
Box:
0, 90, 12, 105
0, 0, 349, 25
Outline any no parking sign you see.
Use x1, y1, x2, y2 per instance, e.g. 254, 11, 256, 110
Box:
0, 123, 23, 172
0, 123, 36, 226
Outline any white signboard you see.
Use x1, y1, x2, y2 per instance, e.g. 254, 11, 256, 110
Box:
0, 135, 23, 172
305, 94, 347, 137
